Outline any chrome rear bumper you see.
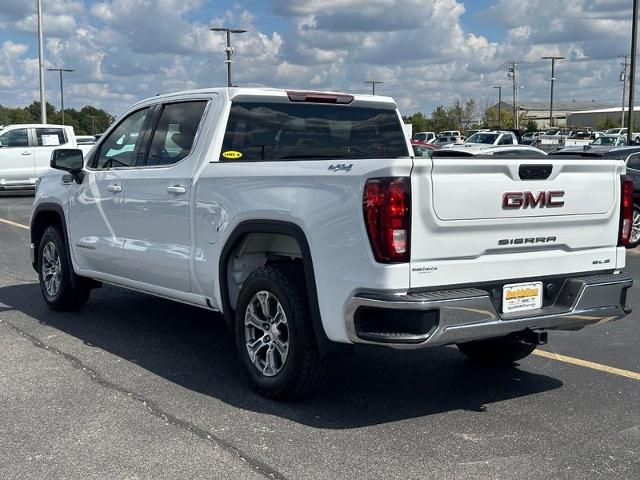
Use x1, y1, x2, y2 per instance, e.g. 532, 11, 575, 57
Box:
345, 273, 633, 349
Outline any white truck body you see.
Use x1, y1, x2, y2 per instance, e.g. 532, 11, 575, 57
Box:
0, 124, 94, 190
30, 88, 633, 397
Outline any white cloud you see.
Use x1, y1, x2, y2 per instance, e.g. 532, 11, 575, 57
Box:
0, 0, 635, 117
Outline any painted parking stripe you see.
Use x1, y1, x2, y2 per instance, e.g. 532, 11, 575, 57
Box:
0, 217, 29, 230
534, 349, 640, 381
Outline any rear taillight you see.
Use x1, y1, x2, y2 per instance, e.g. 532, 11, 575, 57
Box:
363, 177, 411, 263
619, 177, 634, 246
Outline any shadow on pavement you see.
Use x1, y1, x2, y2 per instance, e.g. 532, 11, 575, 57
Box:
0, 282, 563, 429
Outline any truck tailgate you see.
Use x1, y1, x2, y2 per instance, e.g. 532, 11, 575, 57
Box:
410, 158, 625, 289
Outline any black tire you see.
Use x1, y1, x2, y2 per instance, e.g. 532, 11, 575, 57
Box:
627, 205, 640, 249
457, 335, 537, 365
235, 264, 327, 400
38, 225, 91, 311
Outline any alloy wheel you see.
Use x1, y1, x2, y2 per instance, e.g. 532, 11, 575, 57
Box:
41, 241, 62, 298
244, 290, 289, 377
632, 210, 640, 245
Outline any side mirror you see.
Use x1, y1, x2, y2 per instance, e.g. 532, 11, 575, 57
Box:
51, 149, 84, 183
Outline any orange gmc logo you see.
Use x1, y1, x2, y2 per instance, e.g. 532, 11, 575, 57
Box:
502, 191, 565, 209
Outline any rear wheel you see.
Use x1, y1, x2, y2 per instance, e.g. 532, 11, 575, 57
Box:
457, 335, 537, 365
38, 225, 91, 311
628, 205, 640, 249
235, 264, 327, 400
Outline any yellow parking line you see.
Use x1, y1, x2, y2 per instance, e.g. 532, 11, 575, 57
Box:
0, 217, 29, 230
534, 349, 640, 381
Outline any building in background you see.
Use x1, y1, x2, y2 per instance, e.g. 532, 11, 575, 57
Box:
488, 101, 616, 129
566, 106, 640, 129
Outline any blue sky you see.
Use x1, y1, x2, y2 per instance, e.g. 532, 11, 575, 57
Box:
0, 0, 633, 116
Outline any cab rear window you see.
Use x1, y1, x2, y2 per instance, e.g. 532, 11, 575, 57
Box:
220, 101, 409, 161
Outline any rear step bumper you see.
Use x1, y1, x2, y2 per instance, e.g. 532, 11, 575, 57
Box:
345, 273, 633, 349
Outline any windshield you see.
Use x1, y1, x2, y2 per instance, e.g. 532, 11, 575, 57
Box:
413, 133, 427, 141
591, 136, 617, 145
220, 101, 409, 161
605, 128, 624, 135
544, 129, 560, 135
466, 133, 499, 144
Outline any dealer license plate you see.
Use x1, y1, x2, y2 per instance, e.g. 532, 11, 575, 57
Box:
502, 282, 543, 314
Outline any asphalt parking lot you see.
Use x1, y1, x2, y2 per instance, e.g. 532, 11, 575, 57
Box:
0, 193, 639, 480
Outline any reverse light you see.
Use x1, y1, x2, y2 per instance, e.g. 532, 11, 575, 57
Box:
363, 177, 411, 263
619, 177, 634, 246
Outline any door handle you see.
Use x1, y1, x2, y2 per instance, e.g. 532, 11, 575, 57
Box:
106, 184, 122, 193
22, 151, 32, 156
166, 185, 186, 195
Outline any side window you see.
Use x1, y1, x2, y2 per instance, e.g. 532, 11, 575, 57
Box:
498, 134, 513, 145
94, 107, 150, 169
0, 128, 29, 148
145, 101, 207, 166
35, 128, 67, 146
628, 154, 640, 170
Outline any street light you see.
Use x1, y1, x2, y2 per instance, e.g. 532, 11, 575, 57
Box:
47, 68, 74, 125
37, 0, 46, 124
364, 81, 383, 95
541, 56, 564, 128
210, 27, 247, 87
493, 86, 502, 128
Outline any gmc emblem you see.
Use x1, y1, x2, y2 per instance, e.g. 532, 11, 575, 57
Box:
502, 191, 565, 209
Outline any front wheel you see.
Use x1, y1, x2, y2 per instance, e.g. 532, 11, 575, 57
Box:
235, 264, 327, 400
457, 335, 537, 365
38, 225, 91, 311
627, 205, 640, 249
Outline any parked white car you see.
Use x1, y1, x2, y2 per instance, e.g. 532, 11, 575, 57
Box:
605, 128, 640, 142
0, 124, 94, 190
413, 131, 435, 143
442, 130, 518, 150
438, 130, 461, 137
30, 87, 633, 399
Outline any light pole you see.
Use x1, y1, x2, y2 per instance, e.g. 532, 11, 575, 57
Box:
47, 68, 74, 125
541, 56, 564, 128
628, 0, 638, 145
37, 0, 46, 124
210, 27, 247, 87
364, 81, 383, 95
493, 86, 502, 128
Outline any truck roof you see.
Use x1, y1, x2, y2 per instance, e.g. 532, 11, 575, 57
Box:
1, 124, 69, 129
133, 87, 397, 108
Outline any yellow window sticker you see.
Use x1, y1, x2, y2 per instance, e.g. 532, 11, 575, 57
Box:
222, 150, 243, 159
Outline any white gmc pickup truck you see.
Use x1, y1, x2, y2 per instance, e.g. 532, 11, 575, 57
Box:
30, 88, 633, 399
0, 124, 94, 190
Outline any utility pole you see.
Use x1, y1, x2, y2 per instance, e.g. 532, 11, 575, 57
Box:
47, 68, 74, 125
364, 81, 383, 95
36, 0, 46, 124
507, 61, 520, 130
210, 27, 247, 87
89, 115, 99, 134
628, 0, 638, 145
542, 56, 564, 128
620, 55, 629, 128
493, 86, 502, 128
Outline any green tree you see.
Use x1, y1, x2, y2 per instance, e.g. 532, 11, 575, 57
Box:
403, 111, 430, 134
525, 119, 539, 132
597, 116, 619, 130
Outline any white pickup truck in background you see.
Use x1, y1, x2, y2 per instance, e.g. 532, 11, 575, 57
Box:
0, 124, 95, 191
30, 87, 634, 399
